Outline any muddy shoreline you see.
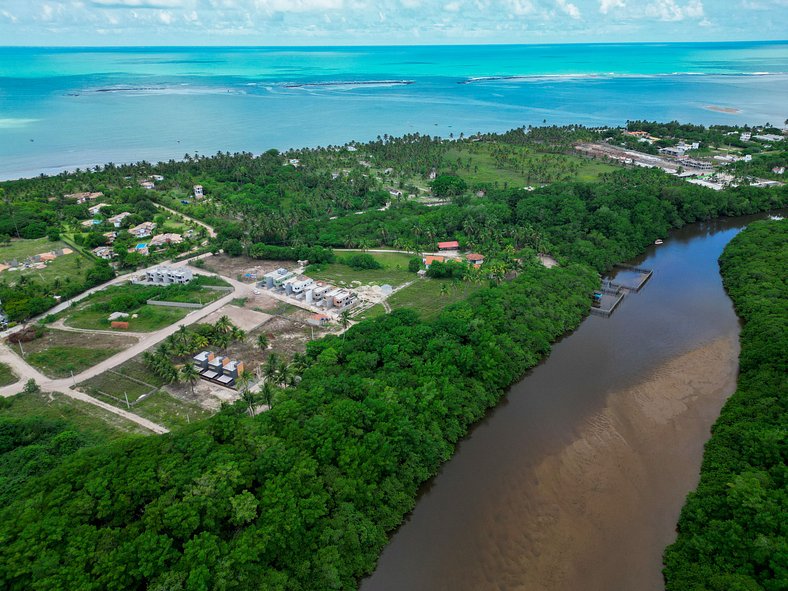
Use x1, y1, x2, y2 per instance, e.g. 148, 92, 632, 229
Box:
362, 215, 770, 591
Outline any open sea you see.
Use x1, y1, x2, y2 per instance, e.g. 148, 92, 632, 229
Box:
0, 42, 786, 180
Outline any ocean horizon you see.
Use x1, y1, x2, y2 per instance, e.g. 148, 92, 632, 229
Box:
1, 41, 786, 180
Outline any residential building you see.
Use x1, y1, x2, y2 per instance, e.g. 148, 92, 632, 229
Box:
66, 191, 104, 203
683, 158, 714, 171
754, 134, 783, 142
388, 188, 403, 198
130, 221, 156, 238
659, 146, 687, 157
193, 185, 204, 199
143, 266, 193, 285
88, 203, 110, 216
740, 132, 752, 141
288, 158, 301, 166
466, 253, 485, 267
772, 166, 785, 175
149, 174, 164, 182
139, 180, 155, 190
422, 255, 445, 269
262, 268, 293, 289
437, 240, 460, 251
81, 219, 100, 228
149, 233, 183, 247
92, 246, 114, 260
103, 231, 117, 243
108, 212, 132, 227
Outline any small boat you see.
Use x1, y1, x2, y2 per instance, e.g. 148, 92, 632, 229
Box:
654, 239, 664, 245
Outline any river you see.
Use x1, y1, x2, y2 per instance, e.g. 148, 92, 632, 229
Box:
361, 213, 774, 591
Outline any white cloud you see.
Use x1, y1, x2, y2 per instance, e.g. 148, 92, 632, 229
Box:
599, 0, 625, 14
556, 0, 580, 18
444, 1, 462, 11
89, 0, 189, 7
1, 9, 19, 22
645, 0, 704, 21
253, 0, 344, 12
504, 0, 534, 15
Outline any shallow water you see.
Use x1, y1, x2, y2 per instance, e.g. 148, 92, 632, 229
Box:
1, 42, 787, 179
361, 212, 774, 591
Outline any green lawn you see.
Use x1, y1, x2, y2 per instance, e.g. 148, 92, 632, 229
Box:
308, 251, 416, 287
0, 390, 150, 440
387, 278, 483, 319
443, 145, 615, 187
64, 304, 189, 332
0, 362, 17, 387
58, 282, 223, 332
355, 304, 387, 321
0, 237, 57, 261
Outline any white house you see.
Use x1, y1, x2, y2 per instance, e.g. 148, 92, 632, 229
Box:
193, 185, 204, 199
130, 221, 157, 238
108, 212, 131, 227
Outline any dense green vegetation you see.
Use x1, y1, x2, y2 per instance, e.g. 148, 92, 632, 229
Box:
0, 362, 17, 387
0, 124, 785, 590
663, 220, 787, 591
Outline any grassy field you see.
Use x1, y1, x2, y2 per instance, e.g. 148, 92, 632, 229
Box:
444, 145, 615, 187
80, 357, 166, 404
58, 282, 225, 332
307, 251, 415, 287
387, 278, 483, 319
0, 362, 17, 387
0, 390, 150, 440
132, 390, 213, 430
20, 329, 135, 378
0, 237, 91, 287
64, 304, 189, 332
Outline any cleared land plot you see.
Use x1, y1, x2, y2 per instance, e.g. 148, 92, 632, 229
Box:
307, 251, 415, 287
387, 278, 483, 319
20, 329, 136, 378
444, 145, 615, 186
0, 362, 18, 386
0, 238, 91, 286
64, 305, 189, 332
199, 254, 292, 283
201, 304, 272, 332
0, 390, 150, 440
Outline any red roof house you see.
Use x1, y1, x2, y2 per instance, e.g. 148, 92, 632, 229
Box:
466, 253, 485, 266
437, 240, 460, 250
422, 255, 445, 269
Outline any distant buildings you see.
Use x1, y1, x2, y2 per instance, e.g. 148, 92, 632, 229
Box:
66, 191, 104, 204
754, 134, 783, 142
88, 203, 110, 216
139, 180, 155, 190
740, 132, 752, 141
193, 185, 204, 199
466, 253, 485, 267
422, 255, 445, 269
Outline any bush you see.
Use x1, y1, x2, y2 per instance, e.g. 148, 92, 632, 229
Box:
341, 253, 382, 270
408, 257, 421, 273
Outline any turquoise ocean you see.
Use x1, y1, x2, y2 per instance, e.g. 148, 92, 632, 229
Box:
0, 42, 786, 180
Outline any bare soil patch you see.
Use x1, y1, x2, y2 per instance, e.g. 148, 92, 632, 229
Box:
199, 254, 291, 283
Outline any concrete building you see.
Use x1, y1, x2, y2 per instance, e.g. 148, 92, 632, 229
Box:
66, 191, 104, 203
149, 233, 183, 247
262, 268, 293, 289
193, 185, 204, 199
143, 266, 193, 285
139, 180, 155, 190
437, 240, 460, 251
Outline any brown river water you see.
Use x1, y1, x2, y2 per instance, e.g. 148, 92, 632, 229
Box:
361, 213, 775, 591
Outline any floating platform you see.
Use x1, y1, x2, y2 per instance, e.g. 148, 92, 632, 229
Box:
592, 265, 654, 317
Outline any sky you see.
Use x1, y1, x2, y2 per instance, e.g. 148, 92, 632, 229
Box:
0, 0, 786, 45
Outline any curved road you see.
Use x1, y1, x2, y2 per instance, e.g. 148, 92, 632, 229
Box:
0, 264, 250, 435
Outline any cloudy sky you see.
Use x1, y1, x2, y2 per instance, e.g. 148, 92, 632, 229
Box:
1, 0, 786, 45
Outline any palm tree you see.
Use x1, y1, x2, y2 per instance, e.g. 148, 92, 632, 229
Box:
215, 315, 232, 335
256, 333, 269, 351
264, 353, 280, 383
240, 388, 257, 417
175, 324, 189, 348
236, 370, 255, 392
276, 362, 292, 388
439, 283, 449, 297
339, 310, 351, 337
260, 381, 276, 410
180, 363, 200, 397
